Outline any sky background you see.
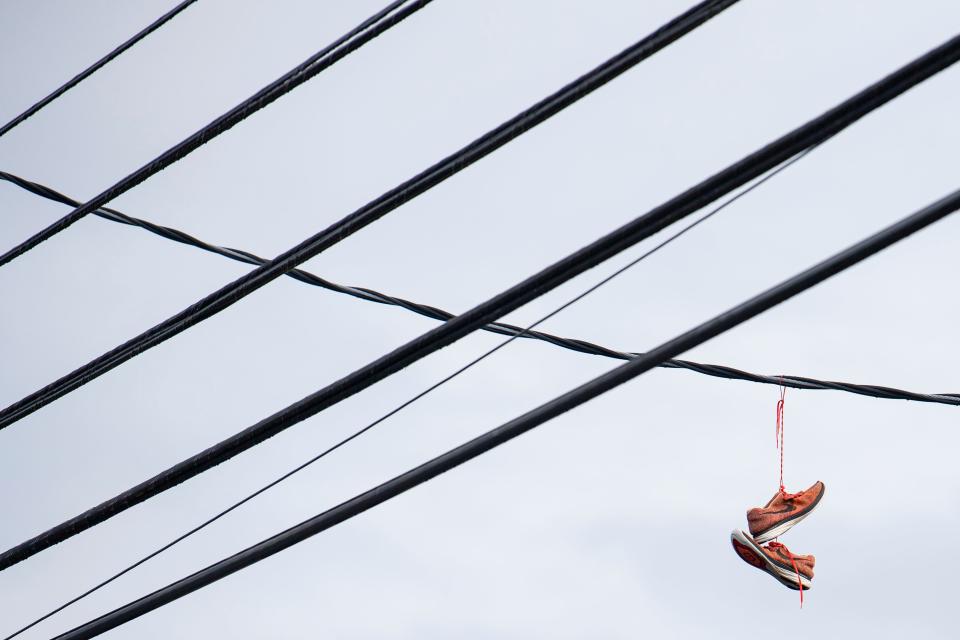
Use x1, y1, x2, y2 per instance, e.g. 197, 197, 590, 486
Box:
1, 1, 959, 638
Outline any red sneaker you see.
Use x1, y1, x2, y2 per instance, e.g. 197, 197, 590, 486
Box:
747, 480, 825, 544
731, 529, 814, 591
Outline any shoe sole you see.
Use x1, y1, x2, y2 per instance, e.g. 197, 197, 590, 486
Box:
752, 483, 826, 544
731, 529, 811, 591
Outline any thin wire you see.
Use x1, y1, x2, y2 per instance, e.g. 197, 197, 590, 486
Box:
0, 0, 199, 138
0, 0, 424, 267
3, 22, 956, 576
3, 169, 957, 406
4, 145, 806, 640
52, 187, 960, 640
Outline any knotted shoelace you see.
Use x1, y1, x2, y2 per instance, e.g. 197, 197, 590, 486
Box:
771, 383, 806, 607
776, 383, 787, 493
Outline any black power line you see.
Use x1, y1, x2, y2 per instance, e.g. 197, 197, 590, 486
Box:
51, 188, 960, 640
3, 144, 802, 640
0, 0, 199, 138
3, 168, 958, 406
0, 2, 739, 427
2, 27, 956, 575
0, 0, 428, 267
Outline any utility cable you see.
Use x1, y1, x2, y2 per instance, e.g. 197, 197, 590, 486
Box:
2, 27, 956, 574
0, 0, 199, 138
0, 0, 429, 267
51, 187, 960, 640
3, 168, 957, 406
0, 0, 737, 431
2, 140, 801, 640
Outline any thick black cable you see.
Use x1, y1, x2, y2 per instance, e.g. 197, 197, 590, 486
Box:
2, 26, 956, 575
0, 0, 198, 138
0, 0, 426, 267
52, 189, 960, 640
3, 168, 957, 406
3, 142, 798, 640
0, 0, 736, 431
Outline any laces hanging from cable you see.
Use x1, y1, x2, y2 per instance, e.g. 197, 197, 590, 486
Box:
776, 380, 787, 493
772, 382, 803, 607
774, 379, 801, 499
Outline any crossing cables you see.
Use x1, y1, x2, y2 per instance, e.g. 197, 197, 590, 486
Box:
0, 0, 740, 427
0, 0, 431, 267
2, 168, 958, 406
0, 0, 198, 138
50, 187, 960, 640
2, 28, 957, 575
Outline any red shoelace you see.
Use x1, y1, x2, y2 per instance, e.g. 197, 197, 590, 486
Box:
767, 541, 804, 607
772, 382, 805, 606
774, 385, 805, 498
775, 383, 786, 493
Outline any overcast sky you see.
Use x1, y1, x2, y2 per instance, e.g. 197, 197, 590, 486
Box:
2, 1, 959, 638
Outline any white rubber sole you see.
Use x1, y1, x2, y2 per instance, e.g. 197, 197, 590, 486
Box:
753, 509, 813, 544
731, 529, 811, 591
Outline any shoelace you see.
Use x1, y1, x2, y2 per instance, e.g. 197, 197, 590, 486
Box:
779, 488, 803, 501
767, 541, 804, 607
771, 383, 806, 607
774, 384, 804, 500
775, 383, 787, 493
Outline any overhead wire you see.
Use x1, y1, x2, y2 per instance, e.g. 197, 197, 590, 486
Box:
0, 0, 739, 431
2, 140, 807, 640
2, 168, 957, 406
50, 187, 960, 640
0, 0, 429, 267
0, 0, 199, 138
2, 26, 957, 574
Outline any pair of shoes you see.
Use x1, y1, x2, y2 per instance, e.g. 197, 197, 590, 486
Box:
731, 481, 825, 594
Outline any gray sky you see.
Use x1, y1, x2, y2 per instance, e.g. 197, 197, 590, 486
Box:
1, 1, 959, 638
